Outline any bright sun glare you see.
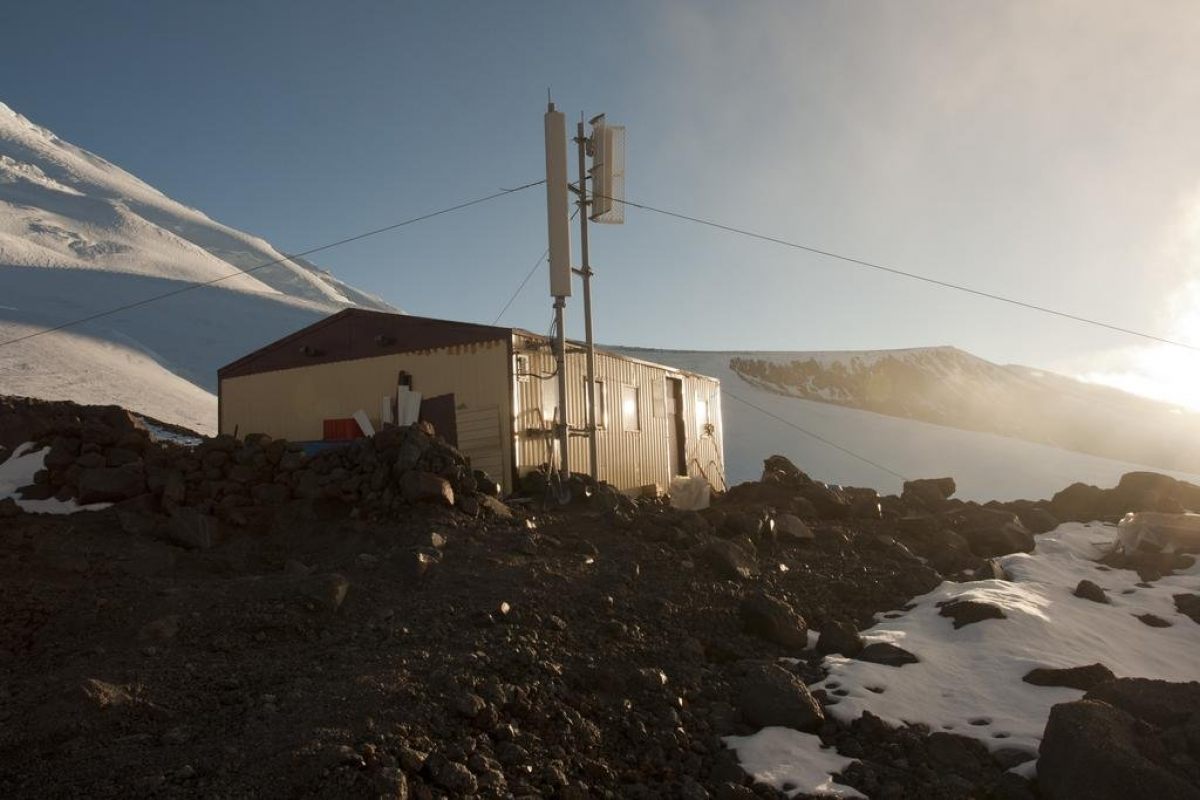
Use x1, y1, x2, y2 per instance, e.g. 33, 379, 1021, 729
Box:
1083, 286, 1200, 412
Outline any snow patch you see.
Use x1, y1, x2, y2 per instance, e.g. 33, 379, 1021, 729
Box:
814, 523, 1200, 760
724, 727, 865, 798
0, 442, 111, 514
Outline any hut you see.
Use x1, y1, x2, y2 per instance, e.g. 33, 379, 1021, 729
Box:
217, 310, 725, 495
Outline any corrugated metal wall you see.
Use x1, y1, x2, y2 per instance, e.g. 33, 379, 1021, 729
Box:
220, 330, 725, 496
219, 339, 514, 487
511, 333, 725, 493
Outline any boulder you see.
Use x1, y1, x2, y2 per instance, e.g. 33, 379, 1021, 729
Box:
251, 482, 290, 506
816, 620, 863, 657
897, 521, 979, 574
77, 465, 145, 504
1175, 593, 1200, 624
902, 477, 957, 511
700, 538, 758, 581
1023, 663, 1116, 691
0, 497, 19, 518
856, 642, 919, 667
802, 482, 853, 519
1085, 678, 1200, 728
43, 437, 80, 470
473, 469, 501, 497
739, 591, 808, 650
163, 471, 189, 508
1074, 579, 1109, 604
165, 508, 221, 550
737, 663, 824, 732
1038, 699, 1200, 800
977, 558, 1009, 581
924, 731, 992, 777
478, 494, 513, 519
1050, 482, 1107, 522
937, 599, 1007, 629
774, 513, 814, 542
105, 447, 141, 467
299, 573, 350, 613
425, 753, 477, 795
400, 471, 455, 507
74, 452, 104, 469
848, 489, 882, 519
956, 508, 1035, 558
226, 464, 258, 484
760, 455, 811, 486
1111, 472, 1188, 515
720, 510, 766, 540
1015, 506, 1060, 534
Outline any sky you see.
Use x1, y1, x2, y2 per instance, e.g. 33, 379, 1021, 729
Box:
3, 0, 1200, 409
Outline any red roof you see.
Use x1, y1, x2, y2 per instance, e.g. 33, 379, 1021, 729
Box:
217, 310, 513, 380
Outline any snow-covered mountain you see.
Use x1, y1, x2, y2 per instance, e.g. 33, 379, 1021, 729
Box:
720, 345, 1200, 474
3, 101, 1195, 502
615, 347, 1200, 501
0, 101, 393, 433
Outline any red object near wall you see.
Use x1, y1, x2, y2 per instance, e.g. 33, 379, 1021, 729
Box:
323, 418, 364, 441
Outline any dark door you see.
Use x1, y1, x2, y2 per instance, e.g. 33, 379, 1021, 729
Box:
666, 377, 687, 477
419, 393, 458, 446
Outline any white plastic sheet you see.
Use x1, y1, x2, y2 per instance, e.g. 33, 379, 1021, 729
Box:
396, 387, 422, 426
669, 476, 711, 511
1117, 511, 1200, 553
352, 409, 375, 437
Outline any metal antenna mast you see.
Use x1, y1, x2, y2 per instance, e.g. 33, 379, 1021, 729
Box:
543, 102, 624, 495
576, 117, 599, 482
544, 102, 572, 486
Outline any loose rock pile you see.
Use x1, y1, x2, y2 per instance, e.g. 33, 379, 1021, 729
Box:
3, 397, 1200, 799
1050, 471, 1200, 521
14, 407, 511, 549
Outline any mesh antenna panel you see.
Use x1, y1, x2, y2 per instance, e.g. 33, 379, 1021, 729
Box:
590, 121, 625, 224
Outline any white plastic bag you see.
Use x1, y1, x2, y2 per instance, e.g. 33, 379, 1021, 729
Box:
1116, 511, 1200, 554
669, 476, 711, 511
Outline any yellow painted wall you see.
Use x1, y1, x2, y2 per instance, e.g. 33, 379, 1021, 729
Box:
219, 339, 513, 486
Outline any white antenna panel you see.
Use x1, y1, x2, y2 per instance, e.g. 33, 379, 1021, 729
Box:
544, 106, 572, 297
590, 123, 625, 224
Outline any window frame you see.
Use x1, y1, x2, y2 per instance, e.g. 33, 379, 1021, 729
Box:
620, 383, 641, 433
585, 377, 607, 430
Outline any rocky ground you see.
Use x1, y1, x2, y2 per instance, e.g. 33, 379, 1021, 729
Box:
1, 396, 1198, 799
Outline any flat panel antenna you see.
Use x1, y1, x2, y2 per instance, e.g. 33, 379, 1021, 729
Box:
589, 121, 625, 224
544, 104, 572, 296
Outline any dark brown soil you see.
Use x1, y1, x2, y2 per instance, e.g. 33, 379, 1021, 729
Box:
0, 486, 1025, 799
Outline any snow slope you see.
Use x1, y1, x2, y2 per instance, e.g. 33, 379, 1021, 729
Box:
723, 345, 1200, 474
615, 348, 1200, 501
2, 100, 1194, 500
0, 101, 393, 433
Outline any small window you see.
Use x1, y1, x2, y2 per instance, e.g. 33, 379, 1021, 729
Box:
585, 378, 607, 429
621, 384, 641, 432
539, 373, 557, 423
695, 393, 709, 431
